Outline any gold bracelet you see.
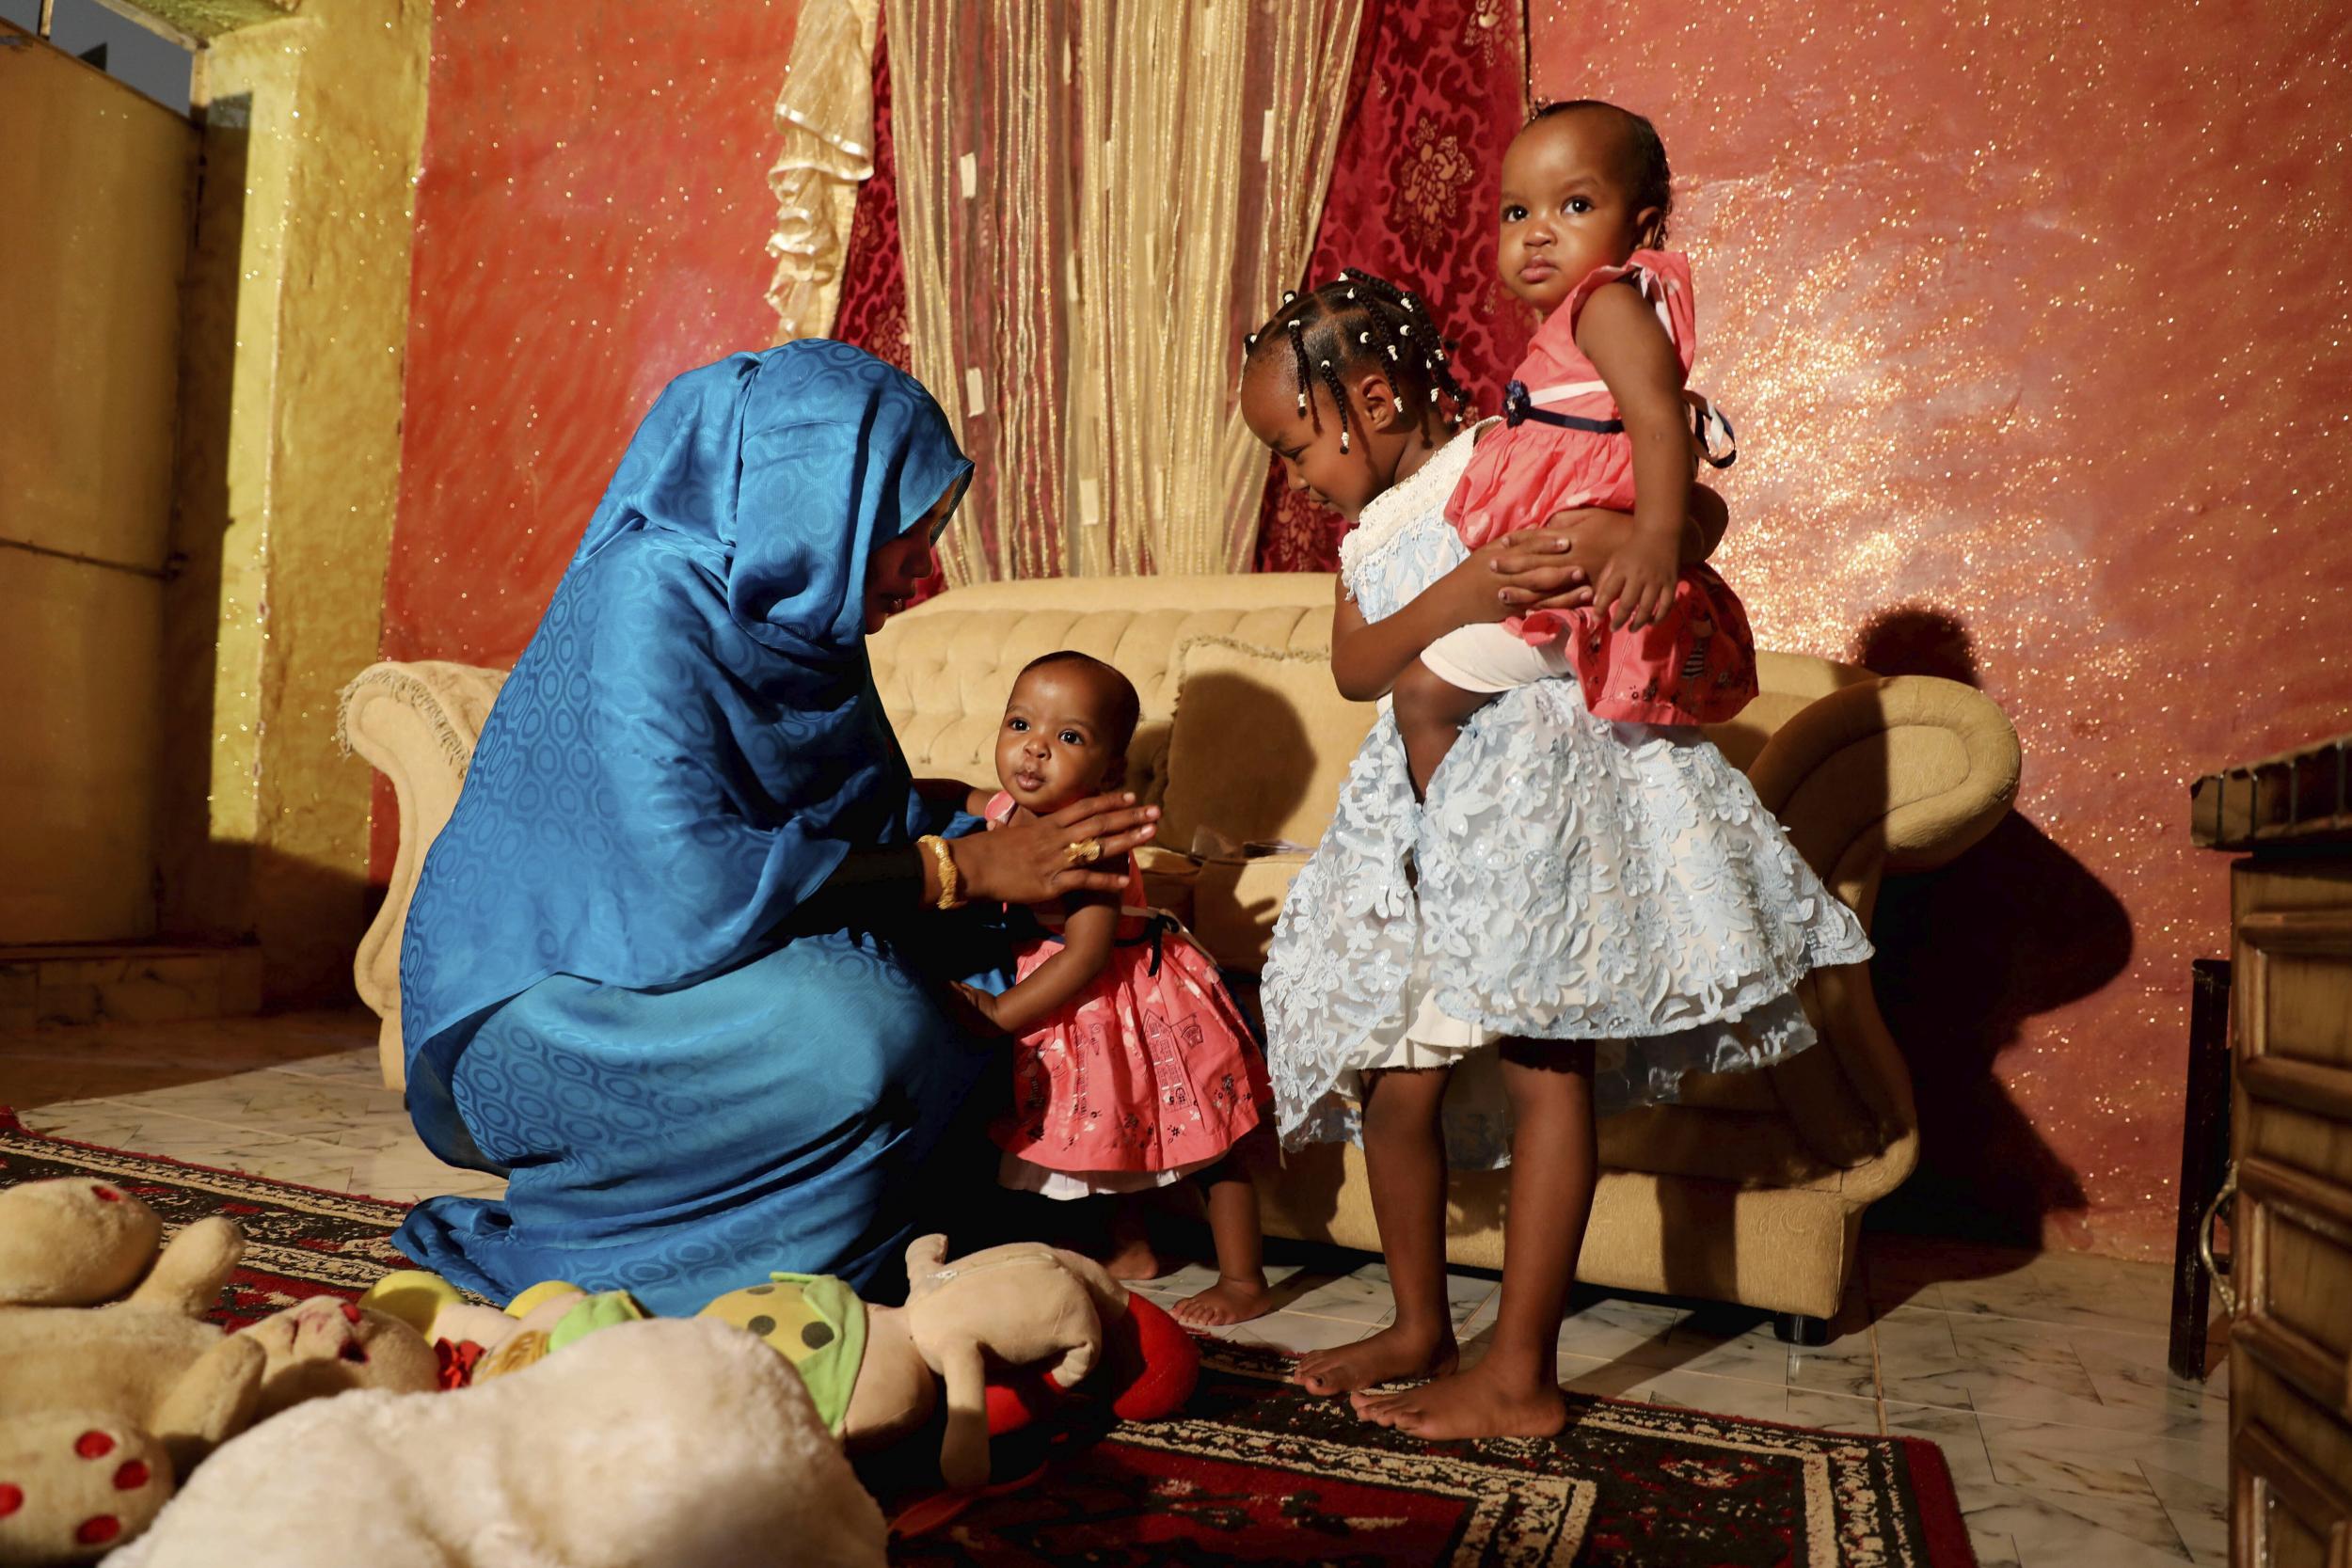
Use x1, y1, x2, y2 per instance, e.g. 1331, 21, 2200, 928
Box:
918, 834, 963, 911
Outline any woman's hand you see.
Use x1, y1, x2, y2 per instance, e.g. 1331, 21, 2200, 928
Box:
949, 793, 1159, 905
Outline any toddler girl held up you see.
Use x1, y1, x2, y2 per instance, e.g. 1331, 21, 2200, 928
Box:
954, 652, 1276, 1327
1393, 99, 1756, 799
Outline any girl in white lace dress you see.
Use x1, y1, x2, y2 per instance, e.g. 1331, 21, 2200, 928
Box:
1239, 267, 1872, 1440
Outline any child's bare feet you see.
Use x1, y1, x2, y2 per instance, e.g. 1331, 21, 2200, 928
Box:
1291, 1321, 1456, 1397
1169, 1274, 1274, 1327
1350, 1358, 1567, 1440
1102, 1233, 1170, 1281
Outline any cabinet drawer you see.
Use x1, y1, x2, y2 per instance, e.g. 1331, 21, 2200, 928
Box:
2233, 1357, 2351, 1567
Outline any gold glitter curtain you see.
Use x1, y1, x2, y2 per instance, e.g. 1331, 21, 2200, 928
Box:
767, 0, 882, 340
888, 0, 1361, 581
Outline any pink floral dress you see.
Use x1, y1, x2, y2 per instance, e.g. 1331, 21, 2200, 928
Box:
1444, 248, 1758, 726
982, 793, 1268, 1198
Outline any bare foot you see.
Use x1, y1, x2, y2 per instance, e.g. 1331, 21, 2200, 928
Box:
1169, 1275, 1274, 1328
1101, 1234, 1170, 1281
1291, 1321, 1456, 1397
1350, 1358, 1567, 1440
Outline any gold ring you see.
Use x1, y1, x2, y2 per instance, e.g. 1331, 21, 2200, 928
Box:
1062, 837, 1104, 865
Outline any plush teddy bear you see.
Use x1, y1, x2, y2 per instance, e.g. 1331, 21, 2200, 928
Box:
0, 1180, 437, 1566
110, 1318, 889, 1568
697, 1233, 1200, 1493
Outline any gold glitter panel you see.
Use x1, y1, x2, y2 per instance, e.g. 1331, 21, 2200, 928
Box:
1531, 0, 2352, 1257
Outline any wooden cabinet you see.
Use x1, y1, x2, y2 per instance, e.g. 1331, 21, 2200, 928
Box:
2195, 741, 2352, 1567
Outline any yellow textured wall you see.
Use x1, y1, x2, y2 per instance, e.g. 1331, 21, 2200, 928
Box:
152, 0, 432, 1003
0, 36, 195, 943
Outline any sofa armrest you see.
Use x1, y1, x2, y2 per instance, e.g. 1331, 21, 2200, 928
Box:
1744, 674, 2021, 923
336, 661, 509, 1085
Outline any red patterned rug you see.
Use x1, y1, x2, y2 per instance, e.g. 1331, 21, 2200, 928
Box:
2, 1113, 1975, 1565
897, 1338, 1977, 1567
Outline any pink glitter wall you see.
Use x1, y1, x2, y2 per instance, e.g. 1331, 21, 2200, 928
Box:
1529, 3, 2352, 1255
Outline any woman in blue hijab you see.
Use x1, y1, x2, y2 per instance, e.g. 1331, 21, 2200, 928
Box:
390, 341, 1158, 1314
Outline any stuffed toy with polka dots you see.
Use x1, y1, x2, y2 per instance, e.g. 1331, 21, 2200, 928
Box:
0, 1179, 437, 1565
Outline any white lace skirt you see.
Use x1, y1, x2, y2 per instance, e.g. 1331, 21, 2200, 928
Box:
1262, 677, 1873, 1169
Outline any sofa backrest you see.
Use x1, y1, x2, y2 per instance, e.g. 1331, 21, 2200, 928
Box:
867, 573, 1877, 816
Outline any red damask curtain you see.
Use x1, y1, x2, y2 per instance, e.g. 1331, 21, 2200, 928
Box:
831, 14, 910, 373
1250, 0, 1537, 573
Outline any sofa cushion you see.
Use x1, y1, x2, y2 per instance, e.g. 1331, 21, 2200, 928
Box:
1158, 637, 1377, 857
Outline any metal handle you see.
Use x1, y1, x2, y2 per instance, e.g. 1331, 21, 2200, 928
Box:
2199, 1162, 2239, 1319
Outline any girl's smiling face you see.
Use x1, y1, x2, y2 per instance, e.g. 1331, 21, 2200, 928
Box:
1240, 351, 1381, 521
1496, 108, 1660, 314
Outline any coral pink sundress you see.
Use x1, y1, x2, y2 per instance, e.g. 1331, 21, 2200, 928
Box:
1445, 248, 1758, 726
983, 793, 1268, 1198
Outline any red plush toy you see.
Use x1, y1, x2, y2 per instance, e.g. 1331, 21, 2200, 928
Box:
983, 1287, 1198, 1433
884, 1275, 1199, 1538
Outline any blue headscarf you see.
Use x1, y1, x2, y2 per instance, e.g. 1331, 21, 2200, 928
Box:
398, 342, 973, 1085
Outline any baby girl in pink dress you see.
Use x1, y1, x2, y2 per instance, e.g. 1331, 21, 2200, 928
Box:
1393, 99, 1758, 800
1445, 245, 1755, 723
952, 650, 1274, 1326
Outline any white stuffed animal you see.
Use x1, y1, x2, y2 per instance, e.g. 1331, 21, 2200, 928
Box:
111, 1317, 887, 1568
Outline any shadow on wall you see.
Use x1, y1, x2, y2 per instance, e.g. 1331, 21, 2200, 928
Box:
154, 92, 246, 957
1853, 606, 2129, 1248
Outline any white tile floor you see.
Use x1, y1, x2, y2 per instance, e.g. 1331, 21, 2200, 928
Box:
1, 1009, 2229, 1566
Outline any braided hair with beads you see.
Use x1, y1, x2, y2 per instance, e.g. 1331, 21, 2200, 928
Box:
1241, 270, 1474, 454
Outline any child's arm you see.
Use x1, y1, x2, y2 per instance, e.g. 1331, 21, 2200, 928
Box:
1686, 483, 1730, 562
958, 895, 1120, 1037
1329, 482, 1724, 702
934, 782, 998, 816
912, 777, 996, 816
1329, 567, 1513, 702
1576, 281, 1693, 631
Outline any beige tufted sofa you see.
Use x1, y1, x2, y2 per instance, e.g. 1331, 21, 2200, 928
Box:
343, 573, 2019, 1338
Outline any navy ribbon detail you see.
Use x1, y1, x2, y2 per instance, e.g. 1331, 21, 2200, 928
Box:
1503, 379, 1740, 470
1116, 914, 1173, 977
1502, 379, 1624, 435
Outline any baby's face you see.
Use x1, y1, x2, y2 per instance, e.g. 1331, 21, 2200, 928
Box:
1496, 110, 1656, 313
994, 664, 1125, 816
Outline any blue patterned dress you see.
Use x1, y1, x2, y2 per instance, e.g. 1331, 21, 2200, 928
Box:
392, 343, 1008, 1314
1261, 422, 1875, 1168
